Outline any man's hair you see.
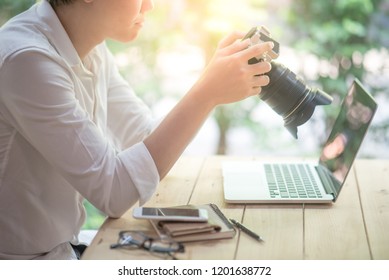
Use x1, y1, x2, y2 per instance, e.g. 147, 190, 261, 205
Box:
48, 0, 75, 7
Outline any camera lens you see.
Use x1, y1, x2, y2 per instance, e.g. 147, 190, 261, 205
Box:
259, 61, 333, 138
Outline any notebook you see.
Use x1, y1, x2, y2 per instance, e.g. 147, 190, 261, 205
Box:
150, 204, 236, 242
222, 79, 377, 204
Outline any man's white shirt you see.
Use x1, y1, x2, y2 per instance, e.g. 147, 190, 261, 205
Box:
0, 0, 159, 259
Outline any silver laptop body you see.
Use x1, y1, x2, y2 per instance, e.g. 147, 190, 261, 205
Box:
222, 79, 377, 204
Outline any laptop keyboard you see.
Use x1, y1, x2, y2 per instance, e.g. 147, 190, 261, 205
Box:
264, 164, 323, 199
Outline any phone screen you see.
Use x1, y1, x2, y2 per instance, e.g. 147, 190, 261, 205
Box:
142, 208, 200, 217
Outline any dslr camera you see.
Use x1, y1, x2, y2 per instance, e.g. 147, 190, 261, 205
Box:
245, 26, 333, 138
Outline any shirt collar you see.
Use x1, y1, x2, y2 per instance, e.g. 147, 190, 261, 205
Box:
36, 0, 81, 67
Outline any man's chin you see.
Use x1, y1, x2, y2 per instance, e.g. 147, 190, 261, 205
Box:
111, 28, 142, 43
113, 34, 139, 43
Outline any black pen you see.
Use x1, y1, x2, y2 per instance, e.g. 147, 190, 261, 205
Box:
229, 218, 264, 242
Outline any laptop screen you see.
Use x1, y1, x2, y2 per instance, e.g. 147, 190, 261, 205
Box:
318, 79, 377, 198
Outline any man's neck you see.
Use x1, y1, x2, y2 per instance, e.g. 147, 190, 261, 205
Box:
52, 3, 103, 59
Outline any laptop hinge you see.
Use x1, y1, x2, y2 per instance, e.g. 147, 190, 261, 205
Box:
315, 166, 338, 199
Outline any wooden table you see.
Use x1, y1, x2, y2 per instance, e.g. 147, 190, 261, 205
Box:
82, 156, 389, 260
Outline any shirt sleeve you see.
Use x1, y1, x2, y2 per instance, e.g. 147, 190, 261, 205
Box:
0, 50, 159, 218
102, 45, 158, 151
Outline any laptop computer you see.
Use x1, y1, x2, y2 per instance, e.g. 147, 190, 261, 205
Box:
222, 79, 377, 204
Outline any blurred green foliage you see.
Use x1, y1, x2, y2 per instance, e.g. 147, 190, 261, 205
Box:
288, 0, 381, 98
83, 201, 106, 230
0, 0, 35, 25
287, 0, 389, 141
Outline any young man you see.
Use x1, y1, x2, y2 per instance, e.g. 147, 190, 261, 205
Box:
0, 0, 273, 259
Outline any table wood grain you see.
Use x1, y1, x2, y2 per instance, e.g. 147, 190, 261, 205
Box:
82, 157, 389, 260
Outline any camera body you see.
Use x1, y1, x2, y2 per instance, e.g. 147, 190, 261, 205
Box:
244, 26, 280, 62
244, 26, 333, 139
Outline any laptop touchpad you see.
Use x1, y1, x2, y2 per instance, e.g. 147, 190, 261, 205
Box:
222, 163, 268, 201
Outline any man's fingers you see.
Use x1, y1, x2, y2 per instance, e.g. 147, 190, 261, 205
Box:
218, 31, 246, 49
252, 74, 270, 88
218, 38, 251, 57
240, 42, 274, 62
249, 74, 270, 97
249, 61, 272, 76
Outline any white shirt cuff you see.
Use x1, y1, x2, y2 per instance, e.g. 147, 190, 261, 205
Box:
118, 142, 160, 205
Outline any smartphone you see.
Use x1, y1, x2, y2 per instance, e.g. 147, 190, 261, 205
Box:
132, 207, 208, 222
